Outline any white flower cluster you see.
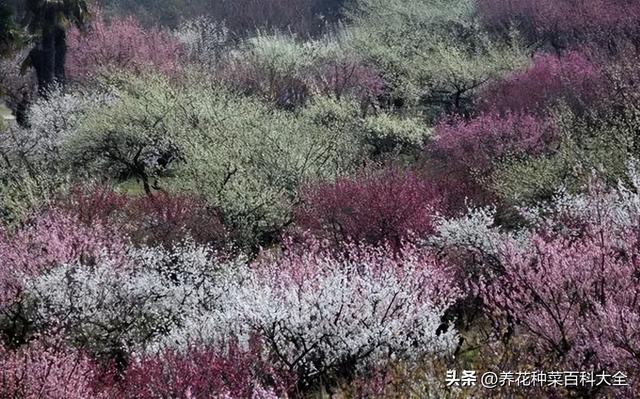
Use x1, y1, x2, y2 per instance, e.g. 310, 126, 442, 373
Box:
24, 240, 458, 380
0, 86, 112, 175
24, 241, 235, 355
432, 161, 640, 266
432, 206, 526, 257
174, 17, 231, 68
226, 256, 458, 380
521, 160, 640, 232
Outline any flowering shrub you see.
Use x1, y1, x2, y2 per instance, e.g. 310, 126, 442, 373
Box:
125, 192, 229, 247
0, 86, 110, 176
293, 167, 444, 249
66, 12, 183, 80
432, 112, 557, 175
65, 72, 360, 248
434, 172, 640, 395
0, 340, 104, 398
19, 235, 459, 392
480, 51, 603, 115
23, 241, 229, 361
0, 209, 125, 310
219, 33, 386, 109
349, 0, 528, 120
5, 0, 640, 396
432, 206, 520, 260
308, 59, 386, 105
491, 93, 640, 205
56, 185, 129, 225
218, 34, 314, 108
482, 225, 640, 370
56, 186, 229, 248
221, 241, 460, 386
122, 341, 292, 398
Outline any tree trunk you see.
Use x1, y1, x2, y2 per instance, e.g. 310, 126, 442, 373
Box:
30, 7, 67, 96
30, 27, 55, 96
53, 26, 66, 83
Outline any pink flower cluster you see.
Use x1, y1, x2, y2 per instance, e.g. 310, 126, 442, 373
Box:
0, 187, 228, 312
479, 197, 640, 373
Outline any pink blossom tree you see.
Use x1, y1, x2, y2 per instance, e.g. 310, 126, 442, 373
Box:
432, 112, 556, 176
463, 180, 640, 395
66, 11, 184, 81
0, 340, 106, 398
480, 224, 640, 396
0, 208, 125, 310
479, 51, 604, 115
430, 175, 640, 396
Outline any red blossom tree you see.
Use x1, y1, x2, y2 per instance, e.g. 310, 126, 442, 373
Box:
293, 167, 445, 249
56, 186, 229, 249
121, 341, 292, 398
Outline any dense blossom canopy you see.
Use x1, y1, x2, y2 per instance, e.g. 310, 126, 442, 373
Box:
1, 0, 639, 397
